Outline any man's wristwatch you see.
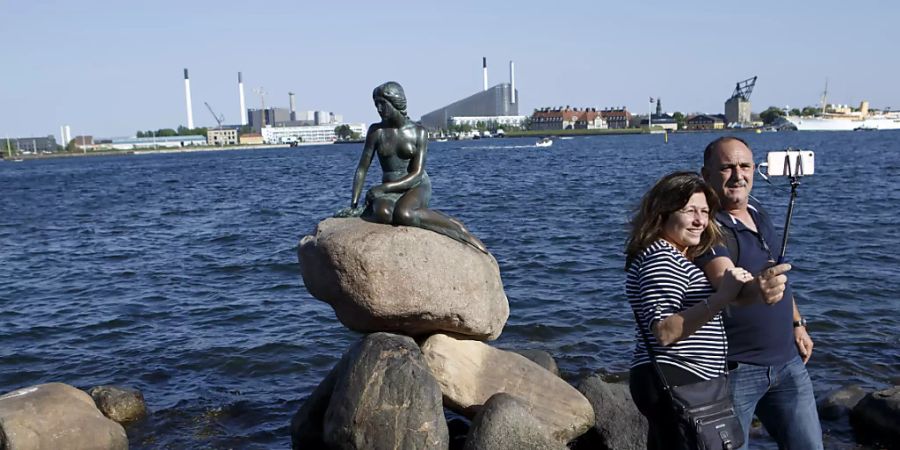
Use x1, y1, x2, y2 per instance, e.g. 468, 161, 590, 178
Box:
793, 317, 807, 328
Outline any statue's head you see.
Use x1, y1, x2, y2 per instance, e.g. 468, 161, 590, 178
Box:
373, 82, 407, 117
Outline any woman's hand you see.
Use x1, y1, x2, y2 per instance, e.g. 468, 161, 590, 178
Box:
720, 267, 753, 298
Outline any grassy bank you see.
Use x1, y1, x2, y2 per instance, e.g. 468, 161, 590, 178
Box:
504, 128, 646, 138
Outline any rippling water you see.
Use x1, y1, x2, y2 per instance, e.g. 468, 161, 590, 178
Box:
2, 131, 898, 448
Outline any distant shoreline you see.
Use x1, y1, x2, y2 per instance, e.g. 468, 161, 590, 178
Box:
1, 143, 318, 161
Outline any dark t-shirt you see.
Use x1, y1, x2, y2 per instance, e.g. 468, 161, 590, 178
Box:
696, 198, 796, 366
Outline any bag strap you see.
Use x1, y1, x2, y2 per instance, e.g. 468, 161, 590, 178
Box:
631, 303, 728, 393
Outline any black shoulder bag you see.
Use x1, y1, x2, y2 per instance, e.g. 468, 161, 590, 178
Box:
633, 311, 744, 450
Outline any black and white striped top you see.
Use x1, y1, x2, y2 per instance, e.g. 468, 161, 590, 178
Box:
626, 239, 727, 380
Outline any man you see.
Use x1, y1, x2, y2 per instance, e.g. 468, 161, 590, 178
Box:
697, 136, 823, 449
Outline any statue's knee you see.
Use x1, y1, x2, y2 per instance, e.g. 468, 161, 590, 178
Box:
393, 208, 417, 226
373, 205, 393, 223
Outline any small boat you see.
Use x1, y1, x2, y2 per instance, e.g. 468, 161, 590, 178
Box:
535, 137, 553, 148
435, 138, 448, 142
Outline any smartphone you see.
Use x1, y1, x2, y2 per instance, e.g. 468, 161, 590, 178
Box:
766, 150, 815, 177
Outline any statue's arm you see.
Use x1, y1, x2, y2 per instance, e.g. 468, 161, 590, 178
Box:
382, 125, 426, 193
351, 126, 379, 208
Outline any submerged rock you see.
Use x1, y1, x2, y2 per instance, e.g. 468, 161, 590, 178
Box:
299, 217, 509, 340
818, 384, 866, 421
850, 385, 900, 446
0, 383, 127, 450
89, 385, 147, 424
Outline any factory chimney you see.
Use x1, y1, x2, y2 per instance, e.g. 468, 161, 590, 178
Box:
289, 92, 297, 121
482, 57, 488, 91
509, 60, 516, 104
64, 125, 71, 146
238, 72, 247, 126
184, 68, 194, 129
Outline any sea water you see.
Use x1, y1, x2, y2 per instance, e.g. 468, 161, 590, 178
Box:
1, 131, 897, 448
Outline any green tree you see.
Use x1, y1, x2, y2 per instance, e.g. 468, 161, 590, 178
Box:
800, 107, 819, 117
157, 128, 177, 137
760, 106, 786, 124
672, 111, 686, 129
334, 124, 353, 140
789, 108, 801, 116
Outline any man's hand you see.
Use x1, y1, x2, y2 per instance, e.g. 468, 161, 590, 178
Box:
756, 263, 791, 305
794, 326, 814, 364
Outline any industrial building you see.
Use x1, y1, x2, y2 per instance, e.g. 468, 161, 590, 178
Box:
207, 129, 238, 146
5, 136, 58, 153
261, 123, 366, 145
725, 76, 756, 126
448, 115, 527, 129
107, 135, 206, 150
420, 58, 520, 131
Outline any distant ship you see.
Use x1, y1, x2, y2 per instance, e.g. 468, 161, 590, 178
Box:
786, 110, 900, 131
784, 81, 900, 131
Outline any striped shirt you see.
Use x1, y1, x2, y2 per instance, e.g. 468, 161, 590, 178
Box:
627, 239, 727, 380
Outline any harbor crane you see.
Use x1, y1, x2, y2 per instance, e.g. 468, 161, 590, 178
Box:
729, 76, 757, 101
204, 102, 225, 129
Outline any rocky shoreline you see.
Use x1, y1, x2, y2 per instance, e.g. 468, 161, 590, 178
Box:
1, 217, 898, 449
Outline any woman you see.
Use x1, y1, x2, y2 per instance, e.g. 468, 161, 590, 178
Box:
342, 81, 487, 253
625, 172, 751, 448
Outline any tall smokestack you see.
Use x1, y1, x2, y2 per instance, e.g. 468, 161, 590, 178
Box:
60, 126, 66, 147
509, 60, 516, 104
184, 68, 194, 129
482, 57, 488, 91
238, 72, 247, 126
64, 125, 71, 145
289, 92, 297, 121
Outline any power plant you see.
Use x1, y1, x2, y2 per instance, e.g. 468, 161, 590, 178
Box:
420, 57, 523, 131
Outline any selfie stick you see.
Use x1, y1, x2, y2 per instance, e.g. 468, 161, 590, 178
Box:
778, 154, 804, 264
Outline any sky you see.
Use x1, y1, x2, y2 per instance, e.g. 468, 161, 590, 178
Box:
2, 0, 898, 138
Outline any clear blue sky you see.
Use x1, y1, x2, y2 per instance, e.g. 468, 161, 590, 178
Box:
3, 0, 897, 138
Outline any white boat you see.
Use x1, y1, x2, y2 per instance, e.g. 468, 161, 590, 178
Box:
784, 82, 900, 131
535, 137, 553, 148
785, 114, 900, 131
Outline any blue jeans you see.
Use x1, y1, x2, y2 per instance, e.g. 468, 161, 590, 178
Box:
729, 356, 823, 449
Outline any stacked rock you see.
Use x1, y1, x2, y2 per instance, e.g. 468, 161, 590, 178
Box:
294, 217, 596, 449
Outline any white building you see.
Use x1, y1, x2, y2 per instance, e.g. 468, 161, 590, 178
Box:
449, 115, 528, 129
261, 123, 366, 145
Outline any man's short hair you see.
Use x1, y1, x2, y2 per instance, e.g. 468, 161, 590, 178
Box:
703, 136, 751, 167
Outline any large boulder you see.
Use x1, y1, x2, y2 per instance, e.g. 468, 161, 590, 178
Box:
291, 357, 348, 449
299, 218, 509, 340
421, 333, 594, 443
0, 383, 128, 450
575, 374, 648, 450
850, 385, 900, 446
89, 385, 147, 424
323, 332, 449, 450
